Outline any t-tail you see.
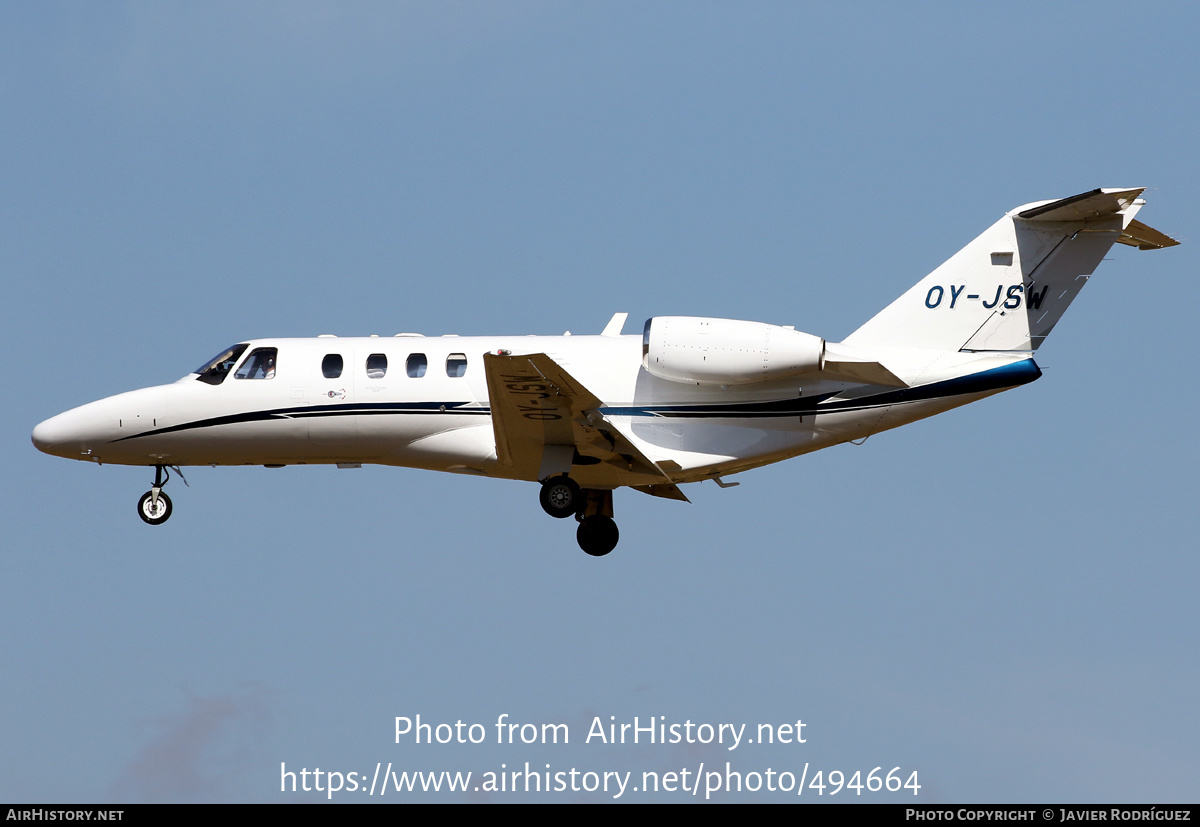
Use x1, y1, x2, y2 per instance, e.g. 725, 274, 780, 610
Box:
843, 188, 1178, 354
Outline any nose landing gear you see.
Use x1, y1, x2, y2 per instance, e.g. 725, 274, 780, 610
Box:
137, 489, 172, 525
137, 465, 184, 526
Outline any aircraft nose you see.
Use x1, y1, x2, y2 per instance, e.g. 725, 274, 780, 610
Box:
33, 387, 171, 462
32, 402, 110, 460
32, 411, 82, 458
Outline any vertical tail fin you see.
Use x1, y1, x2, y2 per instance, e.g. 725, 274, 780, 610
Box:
843, 188, 1177, 353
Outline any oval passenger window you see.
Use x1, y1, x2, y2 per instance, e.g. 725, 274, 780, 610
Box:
446, 353, 467, 377
366, 353, 387, 379
406, 353, 427, 378
322, 354, 344, 379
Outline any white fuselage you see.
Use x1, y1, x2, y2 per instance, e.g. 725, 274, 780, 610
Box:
31, 332, 1033, 490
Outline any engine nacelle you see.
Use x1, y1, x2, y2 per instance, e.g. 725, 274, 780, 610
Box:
642, 316, 826, 386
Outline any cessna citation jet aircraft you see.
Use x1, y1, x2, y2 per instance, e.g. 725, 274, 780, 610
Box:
32, 188, 1177, 556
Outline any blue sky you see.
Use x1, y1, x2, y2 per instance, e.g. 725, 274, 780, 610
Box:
3, 2, 1197, 802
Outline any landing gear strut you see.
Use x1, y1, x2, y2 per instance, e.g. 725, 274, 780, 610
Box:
137, 465, 174, 526
539, 477, 619, 556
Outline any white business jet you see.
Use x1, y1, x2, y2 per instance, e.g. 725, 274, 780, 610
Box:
32, 188, 1176, 556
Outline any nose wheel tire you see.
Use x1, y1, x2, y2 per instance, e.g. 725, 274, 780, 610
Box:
539, 476, 582, 519
137, 490, 173, 525
577, 515, 619, 557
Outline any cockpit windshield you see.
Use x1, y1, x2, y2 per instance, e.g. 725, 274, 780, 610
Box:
194, 344, 249, 385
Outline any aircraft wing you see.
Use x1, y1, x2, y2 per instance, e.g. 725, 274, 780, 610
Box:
482, 352, 689, 501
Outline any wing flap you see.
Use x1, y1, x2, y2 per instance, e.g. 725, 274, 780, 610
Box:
632, 483, 691, 501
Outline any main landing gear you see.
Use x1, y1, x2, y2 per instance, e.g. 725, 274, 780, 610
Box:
539, 475, 581, 519
137, 464, 184, 526
576, 514, 618, 558
539, 475, 619, 557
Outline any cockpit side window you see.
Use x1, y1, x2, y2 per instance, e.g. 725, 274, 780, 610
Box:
234, 347, 278, 380
194, 344, 250, 386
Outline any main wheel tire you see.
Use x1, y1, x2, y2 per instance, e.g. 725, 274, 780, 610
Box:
539, 476, 581, 519
137, 490, 173, 525
576, 515, 619, 557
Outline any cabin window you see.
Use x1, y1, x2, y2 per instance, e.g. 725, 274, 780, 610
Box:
406, 353, 427, 378
194, 343, 249, 386
322, 354, 344, 379
235, 347, 278, 380
446, 353, 467, 377
366, 353, 387, 379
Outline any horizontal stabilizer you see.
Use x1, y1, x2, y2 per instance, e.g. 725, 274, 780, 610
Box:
1017, 188, 1144, 222
1116, 218, 1180, 250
